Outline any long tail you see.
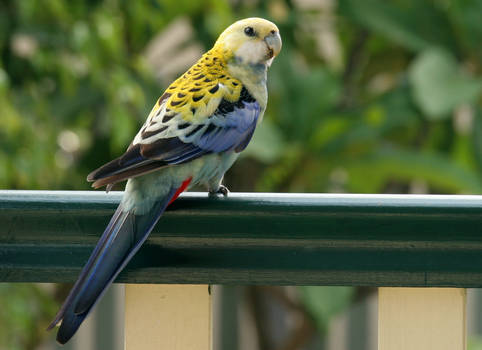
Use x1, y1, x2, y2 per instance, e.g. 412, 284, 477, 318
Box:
47, 186, 178, 344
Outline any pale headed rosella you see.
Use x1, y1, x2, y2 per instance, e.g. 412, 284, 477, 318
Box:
47, 17, 281, 344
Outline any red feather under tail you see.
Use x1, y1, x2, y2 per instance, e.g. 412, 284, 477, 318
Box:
168, 177, 192, 206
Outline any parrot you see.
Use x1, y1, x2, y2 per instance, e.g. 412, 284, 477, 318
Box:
47, 17, 281, 344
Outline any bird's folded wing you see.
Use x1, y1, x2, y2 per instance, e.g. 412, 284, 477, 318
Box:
87, 87, 261, 188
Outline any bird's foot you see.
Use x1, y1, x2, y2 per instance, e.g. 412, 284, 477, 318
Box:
209, 185, 229, 198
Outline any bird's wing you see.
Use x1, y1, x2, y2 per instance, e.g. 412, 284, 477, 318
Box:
88, 85, 261, 188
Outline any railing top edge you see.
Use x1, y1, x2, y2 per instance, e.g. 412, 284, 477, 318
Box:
1, 190, 482, 207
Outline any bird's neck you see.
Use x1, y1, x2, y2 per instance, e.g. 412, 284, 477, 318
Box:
227, 59, 268, 108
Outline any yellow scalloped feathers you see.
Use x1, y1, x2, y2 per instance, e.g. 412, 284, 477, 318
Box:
162, 46, 243, 122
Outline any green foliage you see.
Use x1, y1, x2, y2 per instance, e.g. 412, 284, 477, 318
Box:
298, 286, 354, 333
339, 0, 458, 52
1, 0, 481, 194
246, 0, 482, 194
0, 284, 57, 350
469, 336, 482, 350
409, 47, 482, 118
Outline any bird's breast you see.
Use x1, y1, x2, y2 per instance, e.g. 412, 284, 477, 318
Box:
187, 151, 239, 186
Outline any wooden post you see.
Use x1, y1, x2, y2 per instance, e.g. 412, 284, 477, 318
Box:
378, 287, 466, 350
125, 284, 212, 350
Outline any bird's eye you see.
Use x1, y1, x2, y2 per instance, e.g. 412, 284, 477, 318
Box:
244, 26, 255, 37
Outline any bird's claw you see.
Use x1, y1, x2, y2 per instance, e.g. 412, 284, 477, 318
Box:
209, 185, 229, 198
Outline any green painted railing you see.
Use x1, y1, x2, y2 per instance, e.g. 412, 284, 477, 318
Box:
1, 190, 482, 287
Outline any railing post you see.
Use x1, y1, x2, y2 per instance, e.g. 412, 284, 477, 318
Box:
378, 287, 466, 350
125, 284, 212, 350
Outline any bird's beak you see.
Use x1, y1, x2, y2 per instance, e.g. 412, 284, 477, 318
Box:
264, 31, 282, 59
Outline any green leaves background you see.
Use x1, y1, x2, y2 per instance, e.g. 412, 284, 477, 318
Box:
1, 0, 481, 195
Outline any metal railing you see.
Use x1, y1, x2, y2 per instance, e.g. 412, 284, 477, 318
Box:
2, 190, 482, 349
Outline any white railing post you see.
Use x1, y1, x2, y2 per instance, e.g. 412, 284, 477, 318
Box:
378, 287, 466, 350
125, 284, 212, 350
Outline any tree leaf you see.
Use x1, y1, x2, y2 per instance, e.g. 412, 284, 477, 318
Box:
346, 148, 482, 194
409, 47, 482, 118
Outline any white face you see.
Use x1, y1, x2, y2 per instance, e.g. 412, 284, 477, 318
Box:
234, 40, 272, 65
216, 18, 282, 66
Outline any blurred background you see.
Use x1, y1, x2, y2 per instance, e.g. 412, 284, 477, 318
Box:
0, 0, 481, 349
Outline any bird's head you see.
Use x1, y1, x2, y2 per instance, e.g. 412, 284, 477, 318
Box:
214, 18, 282, 67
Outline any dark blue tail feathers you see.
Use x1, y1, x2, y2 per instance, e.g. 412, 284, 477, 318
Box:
48, 188, 176, 344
